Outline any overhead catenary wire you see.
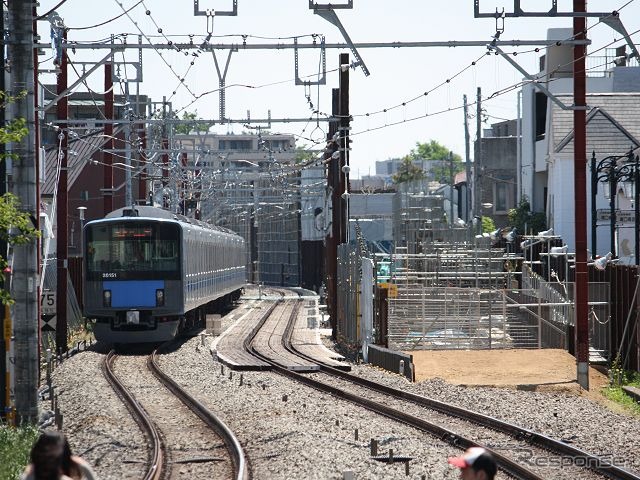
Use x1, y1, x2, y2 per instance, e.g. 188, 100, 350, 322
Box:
36, 0, 640, 187
67, 0, 144, 30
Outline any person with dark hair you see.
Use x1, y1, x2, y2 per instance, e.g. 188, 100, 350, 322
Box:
448, 447, 498, 480
22, 431, 96, 480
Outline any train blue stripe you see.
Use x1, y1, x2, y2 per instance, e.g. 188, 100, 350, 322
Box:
104, 280, 164, 308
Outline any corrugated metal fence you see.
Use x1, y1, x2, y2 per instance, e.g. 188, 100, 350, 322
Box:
367, 344, 414, 381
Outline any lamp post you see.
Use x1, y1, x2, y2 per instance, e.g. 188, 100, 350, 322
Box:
591, 150, 639, 262
77, 206, 87, 258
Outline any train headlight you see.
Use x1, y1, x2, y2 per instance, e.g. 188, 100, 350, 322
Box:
103, 290, 112, 307
156, 289, 165, 306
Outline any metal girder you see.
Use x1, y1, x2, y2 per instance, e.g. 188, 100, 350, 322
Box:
311, 5, 369, 76
48, 116, 335, 125
309, 0, 353, 9
295, 36, 326, 86
490, 43, 586, 111
474, 0, 611, 18
41, 51, 117, 113
193, 0, 237, 16
34, 39, 590, 51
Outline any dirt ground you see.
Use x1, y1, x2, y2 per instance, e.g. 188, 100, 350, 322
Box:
408, 349, 614, 405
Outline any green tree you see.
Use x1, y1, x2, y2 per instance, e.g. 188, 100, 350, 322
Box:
409, 139, 464, 183
0, 92, 39, 305
507, 197, 546, 235
391, 155, 425, 184
293, 147, 317, 165
171, 110, 214, 135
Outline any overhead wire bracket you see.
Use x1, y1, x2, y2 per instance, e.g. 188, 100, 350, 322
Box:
489, 40, 586, 111
474, 0, 611, 18
295, 36, 326, 85
111, 35, 143, 83
212, 48, 237, 121
193, 0, 238, 16
310, 3, 370, 76
600, 12, 640, 66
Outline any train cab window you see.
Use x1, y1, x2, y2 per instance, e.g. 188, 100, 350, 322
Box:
85, 222, 180, 280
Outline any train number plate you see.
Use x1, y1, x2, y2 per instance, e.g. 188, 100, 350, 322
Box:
126, 311, 140, 324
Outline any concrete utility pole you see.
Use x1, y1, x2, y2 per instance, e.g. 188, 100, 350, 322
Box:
463, 95, 472, 223
56, 28, 69, 354
0, 0, 7, 419
573, 0, 589, 390
8, 0, 39, 423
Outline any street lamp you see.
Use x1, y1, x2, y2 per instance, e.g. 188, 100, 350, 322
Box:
591, 150, 639, 262
77, 206, 87, 258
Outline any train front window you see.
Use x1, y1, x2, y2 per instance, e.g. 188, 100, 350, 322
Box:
86, 222, 180, 279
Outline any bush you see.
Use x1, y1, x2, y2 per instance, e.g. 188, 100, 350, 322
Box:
507, 197, 546, 235
0, 423, 39, 479
481, 216, 496, 234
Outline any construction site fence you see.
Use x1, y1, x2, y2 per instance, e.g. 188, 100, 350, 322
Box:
386, 285, 574, 351
367, 344, 415, 382
337, 242, 363, 345
523, 264, 611, 359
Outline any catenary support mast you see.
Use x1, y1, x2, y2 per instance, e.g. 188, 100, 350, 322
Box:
8, 0, 39, 423
573, 0, 589, 390
55, 28, 68, 354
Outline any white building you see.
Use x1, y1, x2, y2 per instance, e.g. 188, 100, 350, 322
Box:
520, 28, 640, 261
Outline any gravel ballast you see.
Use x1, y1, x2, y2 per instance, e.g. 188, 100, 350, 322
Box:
44, 292, 640, 479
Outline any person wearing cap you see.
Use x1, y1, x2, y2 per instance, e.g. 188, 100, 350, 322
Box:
448, 447, 498, 479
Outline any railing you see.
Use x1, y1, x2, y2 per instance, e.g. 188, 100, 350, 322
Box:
387, 285, 571, 351
522, 264, 572, 326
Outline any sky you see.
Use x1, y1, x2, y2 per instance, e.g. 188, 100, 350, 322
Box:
34, 0, 640, 178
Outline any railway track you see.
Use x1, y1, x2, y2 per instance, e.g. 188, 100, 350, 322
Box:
103, 349, 249, 480
245, 296, 640, 480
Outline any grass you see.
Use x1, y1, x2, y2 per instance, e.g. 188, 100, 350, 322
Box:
0, 423, 39, 480
601, 369, 640, 417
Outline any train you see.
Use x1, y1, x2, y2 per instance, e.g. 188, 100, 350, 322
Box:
83, 206, 246, 343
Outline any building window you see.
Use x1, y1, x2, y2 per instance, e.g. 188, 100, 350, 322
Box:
535, 91, 547, 141
219, 139, 253, 151
265, 139, 288, 150
494, 181, 514, 213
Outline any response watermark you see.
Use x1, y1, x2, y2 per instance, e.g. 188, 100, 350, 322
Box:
491, 445, 627, 469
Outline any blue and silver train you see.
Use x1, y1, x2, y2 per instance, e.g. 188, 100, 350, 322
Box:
83, 206, 246, 343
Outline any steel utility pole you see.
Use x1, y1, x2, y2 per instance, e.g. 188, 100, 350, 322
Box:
339, 53, 350, 243
56, 28, 68, 354
475, 87, 483, 219
449, 151, 455, 223
326, 88, 340, 339
574, 0, 589, 390
8, 0, 39, 423
463, 95, 472, 223
103, 63, 114, 215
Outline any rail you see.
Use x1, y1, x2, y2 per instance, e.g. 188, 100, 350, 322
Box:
102, 351, 164, 480
282, 306, 640, 480
303, 357, 640, 480
250, 299, 544, 480
149, 347, 250, 480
